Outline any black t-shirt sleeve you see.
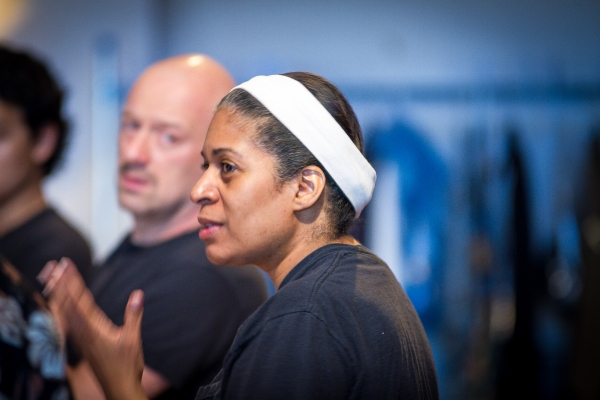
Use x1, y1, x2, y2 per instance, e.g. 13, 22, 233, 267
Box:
223, 312, 352, 400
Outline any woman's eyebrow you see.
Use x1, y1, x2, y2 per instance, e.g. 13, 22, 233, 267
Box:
211, 147, 243, 157
200, 147, 244, 163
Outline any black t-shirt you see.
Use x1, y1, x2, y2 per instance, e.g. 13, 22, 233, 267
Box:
0, 256, 72, 400
89, 231, 268, 400
196, 244, 439, 400
0, 208, 93, 290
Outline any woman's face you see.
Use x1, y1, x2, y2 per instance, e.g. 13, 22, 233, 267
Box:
191, 108, 298, 269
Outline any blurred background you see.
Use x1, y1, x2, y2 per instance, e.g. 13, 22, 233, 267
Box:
2, 0, 600, 398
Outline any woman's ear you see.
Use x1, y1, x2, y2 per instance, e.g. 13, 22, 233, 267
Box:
293, 166, 326, 212
31, 124, 59, 166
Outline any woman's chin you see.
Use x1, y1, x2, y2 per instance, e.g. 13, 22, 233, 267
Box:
206, 252, 226, 266
206, 247, 238, 267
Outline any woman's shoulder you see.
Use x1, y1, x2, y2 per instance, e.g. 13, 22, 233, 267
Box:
258, 244, 390, 317
286, 243, 393, 292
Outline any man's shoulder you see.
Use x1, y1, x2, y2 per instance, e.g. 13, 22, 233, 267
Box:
94, 231, 267, 302
102, 230, 207, 266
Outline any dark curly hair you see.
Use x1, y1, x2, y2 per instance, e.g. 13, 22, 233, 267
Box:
217, 72, 363, 238
0, 44, 69, 176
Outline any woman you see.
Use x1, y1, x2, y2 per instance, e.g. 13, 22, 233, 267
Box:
40, 72, 439, 399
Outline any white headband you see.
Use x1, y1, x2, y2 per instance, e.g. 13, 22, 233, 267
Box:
234, 75, 376, 218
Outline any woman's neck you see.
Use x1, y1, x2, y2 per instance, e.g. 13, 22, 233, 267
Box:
264, 233, 359, 290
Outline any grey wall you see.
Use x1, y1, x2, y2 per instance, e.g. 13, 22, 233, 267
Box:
4, 0, 599, 260
2, 0, 598, 293
163, 0, 600, 85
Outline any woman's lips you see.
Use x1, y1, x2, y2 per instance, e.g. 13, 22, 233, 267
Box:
198, 219, 222, 241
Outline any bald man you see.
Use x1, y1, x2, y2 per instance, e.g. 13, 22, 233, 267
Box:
67, 55, 268, 400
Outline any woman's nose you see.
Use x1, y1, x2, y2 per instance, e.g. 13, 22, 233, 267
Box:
191, 172, 218, 205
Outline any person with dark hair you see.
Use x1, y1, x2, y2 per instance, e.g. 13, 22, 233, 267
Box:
40, 72, 440, 399
0, 44, 91, 399
0, 44, 92, 291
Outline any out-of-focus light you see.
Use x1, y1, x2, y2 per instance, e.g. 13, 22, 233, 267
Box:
187, 55, 204, 67
0, 0, 28, 38
490, 296, 515, 341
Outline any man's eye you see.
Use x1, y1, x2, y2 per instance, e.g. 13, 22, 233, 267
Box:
161, 132, 178, 144
120, 120, 139, 132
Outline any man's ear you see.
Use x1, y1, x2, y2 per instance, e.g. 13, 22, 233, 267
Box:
292, 166, 326, 212
31, 124, 59, 166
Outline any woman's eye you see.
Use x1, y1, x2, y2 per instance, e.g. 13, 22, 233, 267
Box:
221, 163, 236, 173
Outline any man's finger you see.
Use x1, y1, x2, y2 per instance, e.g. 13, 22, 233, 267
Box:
41, 259, 68, 297
37, 260, 58, 285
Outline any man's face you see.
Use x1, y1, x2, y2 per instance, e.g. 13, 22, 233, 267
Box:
0, 99, 38, 207
117, 73, 210, 221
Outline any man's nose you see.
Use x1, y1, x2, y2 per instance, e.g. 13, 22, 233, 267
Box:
120, 130, 151, 164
